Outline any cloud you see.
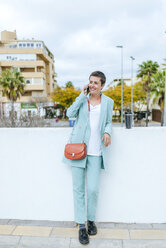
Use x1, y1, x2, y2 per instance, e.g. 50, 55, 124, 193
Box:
0, 0, 166, 88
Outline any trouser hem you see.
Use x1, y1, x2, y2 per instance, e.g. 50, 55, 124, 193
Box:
75, 220, 85, 225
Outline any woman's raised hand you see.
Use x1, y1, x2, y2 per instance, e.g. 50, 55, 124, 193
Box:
82, 84, 89, 96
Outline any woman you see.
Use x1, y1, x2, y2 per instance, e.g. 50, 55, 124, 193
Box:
62, 71, 114, 245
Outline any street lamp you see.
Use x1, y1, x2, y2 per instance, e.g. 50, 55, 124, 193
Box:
116, 45, 123, 127
130, 56, 135, 127
164, 69, 166, 126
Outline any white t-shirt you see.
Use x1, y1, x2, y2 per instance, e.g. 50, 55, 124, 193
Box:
87, 103, 102, 156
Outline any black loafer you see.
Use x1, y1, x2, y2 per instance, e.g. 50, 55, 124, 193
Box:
79, 228, 89, 245
87, 220, 97, 235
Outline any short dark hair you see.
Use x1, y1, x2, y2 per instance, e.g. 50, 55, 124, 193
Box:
89, 71, 106, 85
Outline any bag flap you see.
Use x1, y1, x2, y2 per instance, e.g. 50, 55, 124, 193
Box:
65, 143, 86, 154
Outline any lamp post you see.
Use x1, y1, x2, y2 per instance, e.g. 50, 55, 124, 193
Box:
116, 45, 123, 127
164, 68, 166, 126
164, 31, 166, 126
130, 56, 135, 127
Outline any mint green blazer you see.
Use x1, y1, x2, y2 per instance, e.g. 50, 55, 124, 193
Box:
62, 92, 114, 171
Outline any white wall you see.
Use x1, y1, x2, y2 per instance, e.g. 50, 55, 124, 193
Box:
0, 127, 165, 223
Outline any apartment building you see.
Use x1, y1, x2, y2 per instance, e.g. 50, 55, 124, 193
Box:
0, 30, 57, 118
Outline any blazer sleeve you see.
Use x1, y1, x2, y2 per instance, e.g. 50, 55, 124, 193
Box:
66, 92, 86, 118
104, 99, 114, 136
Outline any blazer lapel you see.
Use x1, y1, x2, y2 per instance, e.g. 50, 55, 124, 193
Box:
99, 93, 106, 130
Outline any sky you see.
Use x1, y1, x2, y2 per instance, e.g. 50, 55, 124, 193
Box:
0, 0, 166, 89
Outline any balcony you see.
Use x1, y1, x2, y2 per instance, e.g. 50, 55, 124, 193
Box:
0, 60, 45, 67
0, 48, 53, 62
25, 84, 45, 91
21, 72, 45, 79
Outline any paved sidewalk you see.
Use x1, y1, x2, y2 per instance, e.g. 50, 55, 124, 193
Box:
0, 219, 166, 247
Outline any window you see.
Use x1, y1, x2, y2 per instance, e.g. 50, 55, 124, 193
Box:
23, 43, 26, 47
26, 80, 31, 84
31, 43, 34, 47
9, 44, 17, 48
19, 44, 22, 47
27, 43, 30, 47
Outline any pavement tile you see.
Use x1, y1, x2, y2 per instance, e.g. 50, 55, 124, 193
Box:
115, 223, 130, 229
127, 223, 153, 229
8, 220, 38, 226
70, 238, 122, 248
8, 219, 75, 227
0, 219, 10, 225
19, 226, 130, 239
123, 239, 166, 248
18, 236, 70, 248
62, 222, 75, 228
115, 223, 153, 229
0, 235, 20, 248
51, 227, 77, 238
130, 229, 166, 239
1, 219, 166, 248
97, 223, 116, 228
152, 223, 166, 229
13, 226, 52, 237
98, 228, 129, 239
0, 225, 16, 235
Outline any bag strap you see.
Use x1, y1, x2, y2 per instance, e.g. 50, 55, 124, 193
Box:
69, 96, 90, 143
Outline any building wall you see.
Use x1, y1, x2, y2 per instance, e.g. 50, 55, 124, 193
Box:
1, 30, 17, 41
0, 30, 57, 117
0, 127, 165, 222
152, 109, 161, 122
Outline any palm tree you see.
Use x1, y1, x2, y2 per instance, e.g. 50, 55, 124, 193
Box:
0, 68, 25, 126
137, 60, 159, 126
149, 70, 165, 126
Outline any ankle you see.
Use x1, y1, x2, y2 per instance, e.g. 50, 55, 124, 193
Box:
88, 220, 94, 223
79, 223, 86, 230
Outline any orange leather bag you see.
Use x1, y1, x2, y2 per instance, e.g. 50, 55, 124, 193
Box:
64, 98, 90, 160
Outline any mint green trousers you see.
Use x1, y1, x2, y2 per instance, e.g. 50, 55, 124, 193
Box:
71, 155, 102, 224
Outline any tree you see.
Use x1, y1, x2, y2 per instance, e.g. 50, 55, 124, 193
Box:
104, 81, 146, 122
137, 60, 159, 126
51, 84, 81, 110
104, 84, 136, 111
0, 68, 25, 126
65, 81, 74, 88
133, 81, 146, 111
149, 70, 165, 126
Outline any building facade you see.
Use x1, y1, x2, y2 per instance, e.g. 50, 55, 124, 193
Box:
0, 30, 57, 118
